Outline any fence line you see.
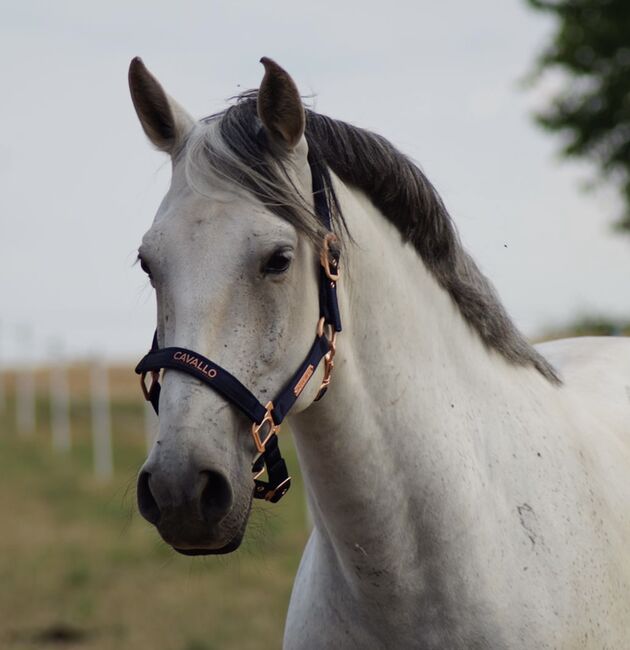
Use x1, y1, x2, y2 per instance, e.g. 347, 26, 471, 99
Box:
16, 367, 36, 435
0, 348, 149, 480
0, 321, 4, 414
15, 327, 36, 435
50, 361, 71, 452
2, 358, 148, 480
0, 319, 146, 480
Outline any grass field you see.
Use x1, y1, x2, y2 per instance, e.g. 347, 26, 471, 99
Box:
0, 367, 309, 650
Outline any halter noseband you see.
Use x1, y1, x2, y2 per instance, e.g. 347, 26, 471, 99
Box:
135, 162, 342, 503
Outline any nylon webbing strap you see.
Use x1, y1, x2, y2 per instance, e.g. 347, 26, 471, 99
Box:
271, 334, 329, 421
320, 268, 342, 333
136, 335, 331, 425
136, 347, 268, 423
310, 152, 342, 334
135, 156, 340, 504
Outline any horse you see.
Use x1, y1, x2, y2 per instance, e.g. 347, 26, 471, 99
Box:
128, 56, 630, 649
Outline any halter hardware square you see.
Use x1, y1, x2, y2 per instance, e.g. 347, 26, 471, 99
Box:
251, 401, 279, 453
262, 476, 291, 502
315, 318, 337, 400
140, 370, 160, 402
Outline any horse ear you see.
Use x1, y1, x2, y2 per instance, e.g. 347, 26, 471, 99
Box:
257, 57, 305, 150
128, 57, 194, 155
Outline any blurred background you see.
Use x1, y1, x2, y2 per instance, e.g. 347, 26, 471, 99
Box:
1, 1, 628, 648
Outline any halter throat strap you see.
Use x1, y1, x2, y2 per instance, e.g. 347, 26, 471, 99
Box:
135, 159, 341, 503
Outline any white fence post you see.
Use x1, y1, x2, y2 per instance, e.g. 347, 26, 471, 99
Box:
0, 321, 5, 414
90, 358, 113, 479
16, 327, 35, 435
144, 399, 158, 454
49, 342, 71, 452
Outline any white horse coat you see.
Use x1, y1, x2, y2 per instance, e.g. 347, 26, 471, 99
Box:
128, 57, 630, 649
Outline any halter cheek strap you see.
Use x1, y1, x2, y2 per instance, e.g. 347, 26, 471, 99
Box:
135, 161, 341, 503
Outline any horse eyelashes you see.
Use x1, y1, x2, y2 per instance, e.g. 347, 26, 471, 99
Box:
263, 250, 292, 274
138, 256, 153, 279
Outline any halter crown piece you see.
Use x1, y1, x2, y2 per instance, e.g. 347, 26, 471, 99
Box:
135, 157, 342, 503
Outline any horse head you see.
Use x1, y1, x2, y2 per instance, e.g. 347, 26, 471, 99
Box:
130, 57, 329, 554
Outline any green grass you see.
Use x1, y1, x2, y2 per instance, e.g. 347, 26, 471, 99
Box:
0, 390, 309, 649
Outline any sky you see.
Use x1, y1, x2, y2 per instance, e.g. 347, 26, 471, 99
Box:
1, 0, 629, 365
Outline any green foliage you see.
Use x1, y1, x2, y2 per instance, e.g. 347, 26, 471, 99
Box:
527, 0, 630, 231
539, 314, 630, 339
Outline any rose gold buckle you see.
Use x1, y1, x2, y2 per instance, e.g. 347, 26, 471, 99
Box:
140, 370, 160, 401
253, 474, 292, 501
251, 401, 279, 453
264, 476, 291, 502
319, 348, 336, 394
320, 233, 340, 282
316, 318, 337, 398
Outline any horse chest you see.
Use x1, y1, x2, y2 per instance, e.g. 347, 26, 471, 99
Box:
284, 531, 507, 649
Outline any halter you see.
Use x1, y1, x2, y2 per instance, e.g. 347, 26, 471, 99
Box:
135, 160, 342, 503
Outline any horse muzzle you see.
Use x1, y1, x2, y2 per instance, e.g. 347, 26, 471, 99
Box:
137, 465, 247, 554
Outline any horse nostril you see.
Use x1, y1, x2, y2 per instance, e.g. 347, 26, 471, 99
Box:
199, 470, 233, 524
137, 471, 161, 525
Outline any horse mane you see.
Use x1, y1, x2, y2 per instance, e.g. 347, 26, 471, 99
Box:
187, 92, 560, 384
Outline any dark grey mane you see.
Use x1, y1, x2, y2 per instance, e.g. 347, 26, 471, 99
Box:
191, 93, 559, 383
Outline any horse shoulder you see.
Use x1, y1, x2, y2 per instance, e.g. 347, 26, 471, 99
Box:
537, 335, 630, 575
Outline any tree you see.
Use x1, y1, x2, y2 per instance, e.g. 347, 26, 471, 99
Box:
526, 0, 630, 231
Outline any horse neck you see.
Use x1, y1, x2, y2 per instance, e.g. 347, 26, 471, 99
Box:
290, 183, 553, 586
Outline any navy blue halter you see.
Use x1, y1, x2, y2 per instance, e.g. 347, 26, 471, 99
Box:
135, 159, 341, 503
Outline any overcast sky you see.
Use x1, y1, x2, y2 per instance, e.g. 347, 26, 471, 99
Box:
1, 0, 629, 364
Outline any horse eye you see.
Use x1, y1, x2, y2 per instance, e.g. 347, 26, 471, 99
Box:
139, 256, 152, 278
264, 250, 292, 275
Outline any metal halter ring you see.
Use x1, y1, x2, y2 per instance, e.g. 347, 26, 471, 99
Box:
316, 318, 337, 398
251, 401, 280, 453
320, 233, 340, 281
140, 370, 160, 402
262, 476, 291, 502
